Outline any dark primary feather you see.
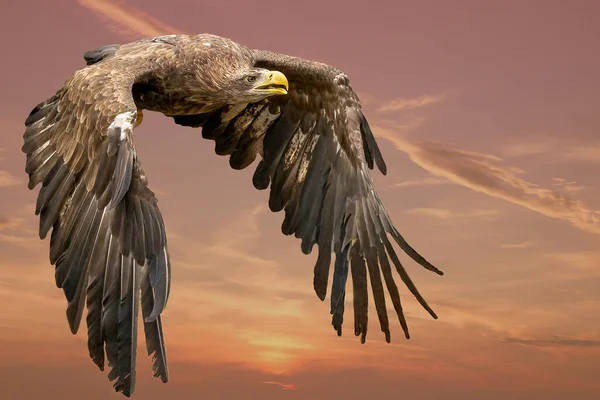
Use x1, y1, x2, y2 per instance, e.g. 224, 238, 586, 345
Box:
173, 48, 443, 343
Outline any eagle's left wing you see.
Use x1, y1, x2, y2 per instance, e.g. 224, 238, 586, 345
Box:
172, 50, 443, 343
22, 46, 171, 396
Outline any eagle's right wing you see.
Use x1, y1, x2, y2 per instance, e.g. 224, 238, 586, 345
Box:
22, 52, 169, 397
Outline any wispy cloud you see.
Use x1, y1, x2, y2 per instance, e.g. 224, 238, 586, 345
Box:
78, 0, 184, 38
503, 337, 600, 348
500, 141, 553, 158
0, 216, 23, 231
0, 170, 21, 188
552, 177, 585, 193
406, 208, 501, 220
500, 241, 533, 249
500, 138, 600, 165
199, 204, 280, 269
0, 216, 34, 246
261, 381, 297, 390
563, 144, 600, 164
390, 176, 452, 189
374, 126, 600, 235
540, 250, 600, 279
377, 94, 445, 113
428, 297, 516, 332
0, 234, 32, 245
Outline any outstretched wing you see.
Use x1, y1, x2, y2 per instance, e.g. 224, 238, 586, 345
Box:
22, 54, 169, 396
173, 50, 443, 343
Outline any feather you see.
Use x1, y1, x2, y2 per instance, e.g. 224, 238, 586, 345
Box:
268, 117, 305, 211
132, 197, 147, 265
289, 133, 328, 246
377, 241, 410, 339
313, 174, 336, 300
359, 115, 387, 175
25, 93, 61, 127
229, 107, 272, 169
252, 160, 271, 190
109, 137, 134, 209
53, 190, 94, 287
38, 167, 76, 237
83, 44, 121, 65
114, 255, 140, 396
330, 243, 350, 335
147, 247, 170, 321
36, 162, 68, 214
365, 246, 390, 342
350, 243, 369, 343
390, 228, 444, 275
22, 123, 55, 155
382, 237, 437, 319
86, 215, 112, 370
172, 113, 211, 128
215, 102, 266, 156
141, 266, 169, 382
64, 203, 103, 333
103, 235, 122, 383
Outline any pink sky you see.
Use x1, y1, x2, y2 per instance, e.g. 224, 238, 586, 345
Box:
1, 0, 600, 399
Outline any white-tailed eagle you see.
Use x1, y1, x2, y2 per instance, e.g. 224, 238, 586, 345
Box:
22, 34, 443, 396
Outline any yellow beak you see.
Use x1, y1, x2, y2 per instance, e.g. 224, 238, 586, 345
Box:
254, 70, 289, 95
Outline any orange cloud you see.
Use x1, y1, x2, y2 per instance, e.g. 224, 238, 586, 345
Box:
563, 144, 600, 164
77, 0, 184, 38
500, 241, 534, 249
374, 126, 600, 235
503, 337, 600, 348
500, 140, 554, 158
539, 250, 600, 280
406, 207, 501, 220
0, 216, 19, 230
389, 176, 452, 189
0, 216, 32, 245
551, 177, 585, 193
377, 94, 446, 113
261, 381, 297, 390
0, 170, 20, 187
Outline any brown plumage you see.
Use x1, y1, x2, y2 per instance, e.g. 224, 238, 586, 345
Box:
22, 33, 443, 396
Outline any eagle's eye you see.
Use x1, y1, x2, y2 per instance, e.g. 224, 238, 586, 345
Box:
245, 75, 256, 84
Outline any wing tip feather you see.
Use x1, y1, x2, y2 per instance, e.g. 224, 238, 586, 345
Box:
314, 286, 327, 301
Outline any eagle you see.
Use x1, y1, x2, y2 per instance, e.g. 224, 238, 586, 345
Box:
22, 34, 443, 396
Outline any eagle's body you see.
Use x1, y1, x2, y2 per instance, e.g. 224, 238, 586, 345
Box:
22, 33, 443, 396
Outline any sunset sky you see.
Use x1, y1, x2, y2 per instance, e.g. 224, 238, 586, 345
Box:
1, 0, 600, 399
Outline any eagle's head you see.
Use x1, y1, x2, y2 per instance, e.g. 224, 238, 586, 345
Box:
225, 68, 289, 102
190, 37, 289, 104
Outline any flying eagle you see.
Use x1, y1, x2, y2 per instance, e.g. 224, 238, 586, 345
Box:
22, 34, 443, 396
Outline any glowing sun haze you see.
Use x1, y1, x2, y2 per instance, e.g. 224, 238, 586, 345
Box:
0, 0, 599, 399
